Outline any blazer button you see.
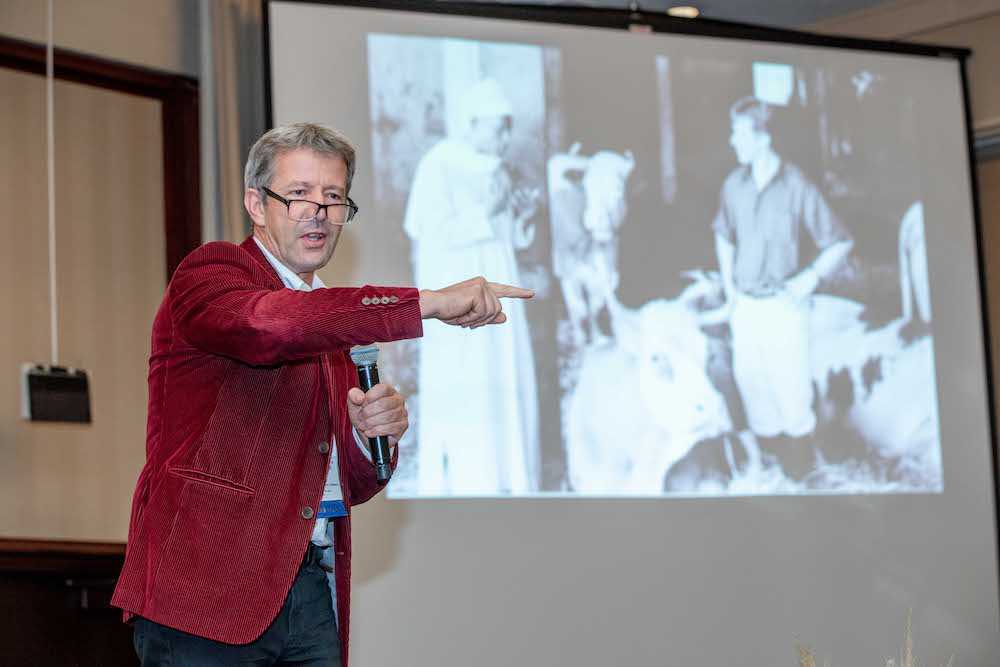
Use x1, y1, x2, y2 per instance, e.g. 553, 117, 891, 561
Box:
361, 297, 371, 305
380, 296, 390, 304
301, 506, 314, 520
389, 296, 399, 303
318, 441, 330, 454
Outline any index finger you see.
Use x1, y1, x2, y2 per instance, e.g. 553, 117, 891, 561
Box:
489, 283, 535, 299
363, 382, 397, 401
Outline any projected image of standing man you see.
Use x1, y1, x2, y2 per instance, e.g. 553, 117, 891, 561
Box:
711, 97, 853, 481
405, 78, 541, 496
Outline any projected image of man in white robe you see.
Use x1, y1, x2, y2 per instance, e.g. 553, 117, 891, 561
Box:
404, 79, 541, 495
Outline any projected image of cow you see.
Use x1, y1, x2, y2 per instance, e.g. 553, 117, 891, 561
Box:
367, 34, 558, 497
558, 56, 942, 496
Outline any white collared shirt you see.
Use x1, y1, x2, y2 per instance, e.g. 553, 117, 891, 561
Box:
254, 236, 326, 291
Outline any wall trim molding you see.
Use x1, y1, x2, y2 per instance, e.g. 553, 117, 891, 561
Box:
977, 125, 1000, 161
0, 35, 201, 279
0, 538, 125, 574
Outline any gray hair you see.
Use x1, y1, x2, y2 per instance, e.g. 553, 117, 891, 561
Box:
244, 122, 357, 194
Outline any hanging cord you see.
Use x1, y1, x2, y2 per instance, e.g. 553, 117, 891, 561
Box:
46, 0, 59, 365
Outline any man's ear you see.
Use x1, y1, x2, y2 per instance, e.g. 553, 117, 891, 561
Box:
244, 188, 265, 229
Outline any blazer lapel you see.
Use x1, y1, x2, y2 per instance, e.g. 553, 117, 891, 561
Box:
240, 236, 285, 291
242, 236, 347, 499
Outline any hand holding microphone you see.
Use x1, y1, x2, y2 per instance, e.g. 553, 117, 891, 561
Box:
347, 344, 408, 483
349, 278, 533, 480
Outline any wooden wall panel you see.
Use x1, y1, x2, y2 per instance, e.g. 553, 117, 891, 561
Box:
0, 0, 200, 78
0, 68, 165, 542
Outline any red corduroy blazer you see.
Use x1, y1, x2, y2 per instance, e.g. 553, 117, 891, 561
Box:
111, 237, 423, 664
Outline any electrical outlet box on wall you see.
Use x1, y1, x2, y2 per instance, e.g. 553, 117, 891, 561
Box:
20, 362, 92, 423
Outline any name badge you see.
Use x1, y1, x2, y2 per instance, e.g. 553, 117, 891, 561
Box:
317, 443, 348, 518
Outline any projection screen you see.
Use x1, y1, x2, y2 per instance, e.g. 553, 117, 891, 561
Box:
266, 2, 999, 664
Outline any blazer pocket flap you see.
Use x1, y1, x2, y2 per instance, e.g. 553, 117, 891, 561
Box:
168, 466, 256, 495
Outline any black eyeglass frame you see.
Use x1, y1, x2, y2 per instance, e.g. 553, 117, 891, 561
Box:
261, 186, 360, 224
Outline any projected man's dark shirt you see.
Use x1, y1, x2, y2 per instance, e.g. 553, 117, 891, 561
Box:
712, 162, 850, 295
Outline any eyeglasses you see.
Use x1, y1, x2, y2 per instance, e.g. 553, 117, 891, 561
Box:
261, 187, 359, 224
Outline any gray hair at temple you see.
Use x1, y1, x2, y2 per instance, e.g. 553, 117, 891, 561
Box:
729, 96, 773, 134
244, 122, 357, 194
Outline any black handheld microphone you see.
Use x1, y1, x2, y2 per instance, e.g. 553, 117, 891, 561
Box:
349, 344, 392, 483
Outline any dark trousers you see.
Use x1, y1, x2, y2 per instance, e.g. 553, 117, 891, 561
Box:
132, 544, 341, 666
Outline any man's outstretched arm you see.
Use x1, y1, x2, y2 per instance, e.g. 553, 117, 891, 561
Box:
172, 245, 533, 366
419, 276, 534, 329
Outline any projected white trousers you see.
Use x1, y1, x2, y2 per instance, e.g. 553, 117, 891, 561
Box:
730, 292, 816, 438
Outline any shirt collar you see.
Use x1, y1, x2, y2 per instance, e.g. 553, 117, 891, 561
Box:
253, 237, 326, 291
739, 159, 785, 192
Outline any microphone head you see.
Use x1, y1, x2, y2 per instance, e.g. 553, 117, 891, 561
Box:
349, 344, 379, 367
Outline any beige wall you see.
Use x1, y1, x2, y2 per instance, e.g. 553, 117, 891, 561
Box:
809, 0, 1000, 132
0, 0, 200, 77
980, 158, 1000, 412
0, 0, 196, 543
911, 15, 1000, 133
0, 68, 166, 542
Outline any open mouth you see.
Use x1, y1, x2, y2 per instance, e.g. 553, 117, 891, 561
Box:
300, 231, 328, 247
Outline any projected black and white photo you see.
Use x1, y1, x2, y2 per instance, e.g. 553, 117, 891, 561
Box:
368, 34, 943, 498
559, 55, 941, 496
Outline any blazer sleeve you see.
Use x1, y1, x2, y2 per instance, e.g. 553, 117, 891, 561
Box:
170, 242, 423, 366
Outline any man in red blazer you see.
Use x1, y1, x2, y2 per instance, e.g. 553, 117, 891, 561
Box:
111, 123, 531, 666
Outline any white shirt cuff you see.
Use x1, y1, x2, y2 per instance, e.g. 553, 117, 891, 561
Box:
353, 427, 371, 461
353, 427, 396, 461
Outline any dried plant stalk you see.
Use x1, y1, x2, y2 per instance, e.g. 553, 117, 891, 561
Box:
797, 610, 955, 667
798, 645, 818, 667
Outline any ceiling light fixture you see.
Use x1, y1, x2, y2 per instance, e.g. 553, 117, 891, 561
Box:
667, 5, 700, 19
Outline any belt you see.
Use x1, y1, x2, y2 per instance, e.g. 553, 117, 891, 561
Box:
302, 542, 330, 569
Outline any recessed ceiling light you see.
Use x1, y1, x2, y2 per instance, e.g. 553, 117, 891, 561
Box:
667, 5, 700, 18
